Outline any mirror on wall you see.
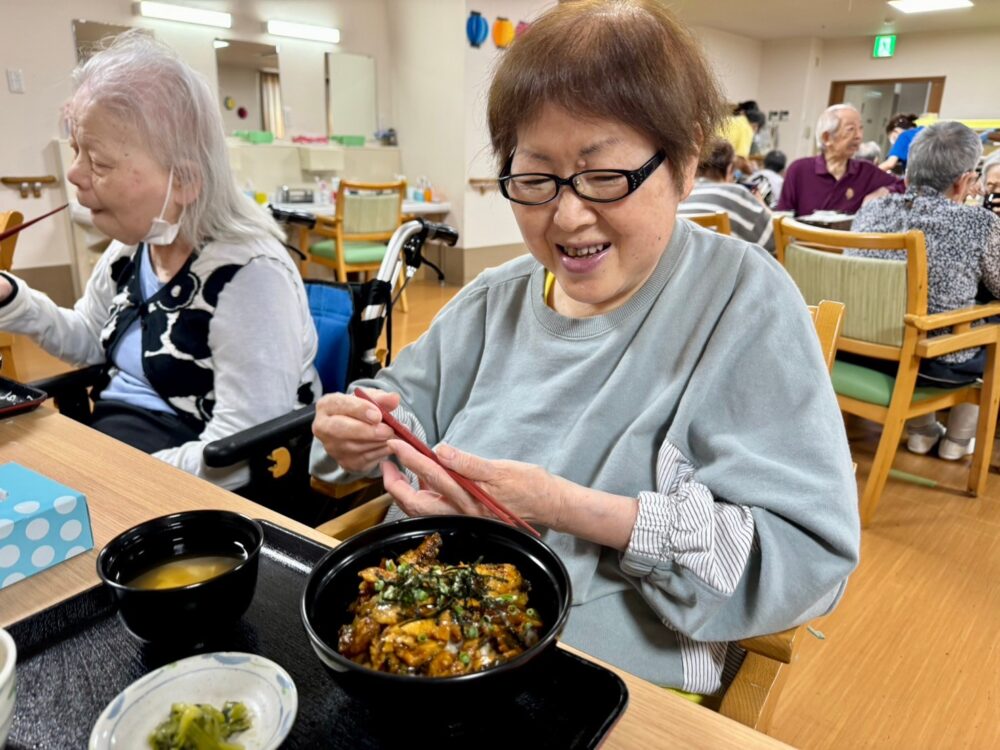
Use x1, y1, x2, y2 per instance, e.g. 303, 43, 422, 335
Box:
215, 40, 283, 137
72, 20, 137, 63
326, 52, 377, 140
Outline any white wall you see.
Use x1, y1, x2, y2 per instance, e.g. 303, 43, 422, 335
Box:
757, 37, 825, 160
816, 28, 1000, 122
692, 25, 762, 105
217, 64, 261, 132
385, 0, 467, 240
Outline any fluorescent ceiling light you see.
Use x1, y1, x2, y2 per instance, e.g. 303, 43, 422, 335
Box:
266, 20, 340, 44
213, 39, 230, 49
888, 0, 973, 13
137, 2, 232, 28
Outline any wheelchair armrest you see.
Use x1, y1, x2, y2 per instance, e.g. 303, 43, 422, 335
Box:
28, 364, 105, 399
203, 404, 317, 468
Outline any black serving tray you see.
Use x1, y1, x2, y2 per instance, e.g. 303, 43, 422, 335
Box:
0, 376, 46, 419
8, 521, 629, 749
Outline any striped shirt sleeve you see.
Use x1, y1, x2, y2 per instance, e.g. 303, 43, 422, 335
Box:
623, 440, 755, 596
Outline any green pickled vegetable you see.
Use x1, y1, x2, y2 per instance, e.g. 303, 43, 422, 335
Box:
148, 701, 252, 750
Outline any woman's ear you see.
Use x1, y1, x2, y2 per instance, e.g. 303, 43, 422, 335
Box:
172, 162, 203, 207
679, 154, 698, 199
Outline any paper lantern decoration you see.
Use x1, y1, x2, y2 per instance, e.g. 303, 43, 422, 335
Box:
466, 10, 488, 48
493, 17, 515, 49
516, 20, 531, 38
237, 106, 248, 120
223, 96, 236, 111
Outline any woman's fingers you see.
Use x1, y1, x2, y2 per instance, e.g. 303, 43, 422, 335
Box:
386, 439, 483, 516
382, 460, 453, 516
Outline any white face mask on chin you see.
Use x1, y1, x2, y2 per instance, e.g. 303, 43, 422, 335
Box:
141, 167, 183, 245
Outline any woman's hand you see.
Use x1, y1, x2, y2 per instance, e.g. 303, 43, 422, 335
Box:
383, 440, 640, 549
0, 275, 12, 304
382, 440, 565, 529
312, 389, 399, 474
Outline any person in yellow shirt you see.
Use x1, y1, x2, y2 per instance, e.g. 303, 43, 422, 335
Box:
720, 112, 753, 158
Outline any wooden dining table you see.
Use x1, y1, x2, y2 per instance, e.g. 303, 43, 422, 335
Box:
0, 407, 793, 749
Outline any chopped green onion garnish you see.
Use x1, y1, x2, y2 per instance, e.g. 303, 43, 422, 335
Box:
464, 625, 479, 638
386, 560, 395, 572
374, 580, 385, 592
508, 604, 518, 614
459, 652, 471, 665
525, 608, 536, 617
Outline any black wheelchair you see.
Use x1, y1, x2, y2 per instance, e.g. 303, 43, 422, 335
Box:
31, 211, 459, 526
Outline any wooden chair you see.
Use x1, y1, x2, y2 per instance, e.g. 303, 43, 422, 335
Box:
0, 210, 24, 379
684, 211, 732, 235
775, 216, 1000, 526
306, 179, 408, 311
316, 299, 846, 734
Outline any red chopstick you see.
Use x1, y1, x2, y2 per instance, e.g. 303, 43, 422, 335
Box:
356, 388, 540, 537
0, 204, 68, 243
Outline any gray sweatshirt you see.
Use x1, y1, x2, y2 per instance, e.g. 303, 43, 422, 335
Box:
312, 218, 860, 692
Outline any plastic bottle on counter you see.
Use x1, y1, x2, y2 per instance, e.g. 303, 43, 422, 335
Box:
423, 178, 433, 203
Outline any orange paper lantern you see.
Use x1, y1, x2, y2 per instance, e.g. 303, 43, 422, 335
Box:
493, 17, 515, 49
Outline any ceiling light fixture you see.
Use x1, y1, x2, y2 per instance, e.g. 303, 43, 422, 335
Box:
136, 1, 232, 28
888, 0, 973, 14
265, 20, 340, 44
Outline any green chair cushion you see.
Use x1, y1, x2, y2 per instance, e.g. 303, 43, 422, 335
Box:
832, 360, 963, 407
309, 240, 387, 264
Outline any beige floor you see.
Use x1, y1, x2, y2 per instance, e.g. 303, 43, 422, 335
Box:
7, 278, 999, 749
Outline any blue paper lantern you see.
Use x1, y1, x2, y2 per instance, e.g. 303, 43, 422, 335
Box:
466, 10, 489, 48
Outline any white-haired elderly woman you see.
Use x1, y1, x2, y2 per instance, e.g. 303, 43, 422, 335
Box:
846, 121, 1000, 460
0, 31, 319, 488
777, 103, 902, 216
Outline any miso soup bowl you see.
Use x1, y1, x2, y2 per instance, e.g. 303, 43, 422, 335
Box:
97, 510, 263, 644
301, 515, 571, 701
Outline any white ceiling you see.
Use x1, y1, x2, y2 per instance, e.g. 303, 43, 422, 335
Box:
668, 0, 1000, 40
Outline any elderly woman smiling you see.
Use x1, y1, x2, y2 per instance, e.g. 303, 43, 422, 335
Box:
311, 0, 859, 695
0, 31, 319, 488
777, 103, 902, 216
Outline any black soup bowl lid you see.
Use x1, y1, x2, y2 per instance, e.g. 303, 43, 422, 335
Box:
301, 515, 572, 688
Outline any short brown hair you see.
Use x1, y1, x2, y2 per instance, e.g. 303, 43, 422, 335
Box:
487, 0, 724, 192
697, 139, 735, 180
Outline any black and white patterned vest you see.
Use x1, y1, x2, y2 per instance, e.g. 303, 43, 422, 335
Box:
98, 244, 310, 429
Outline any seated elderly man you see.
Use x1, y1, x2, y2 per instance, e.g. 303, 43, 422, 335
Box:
777, 104, 902, 216
983, 152, 1000, 217
846, 121, 1000, 460
678, 138, 774, 251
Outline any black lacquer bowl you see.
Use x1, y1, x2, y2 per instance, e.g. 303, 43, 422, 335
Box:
301, 515, 571, 700
96, 510, 263, 644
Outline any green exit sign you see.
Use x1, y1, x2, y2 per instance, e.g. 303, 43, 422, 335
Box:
873, 34, 897, 58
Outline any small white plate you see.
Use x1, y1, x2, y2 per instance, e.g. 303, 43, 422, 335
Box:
89, 652, 297, 750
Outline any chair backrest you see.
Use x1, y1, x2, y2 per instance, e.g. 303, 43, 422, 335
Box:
808, 300, 846, 373
684, 211, 732, 235
0, 211, 24, 271
336, 180, 405, 240
774, 217, 927, 361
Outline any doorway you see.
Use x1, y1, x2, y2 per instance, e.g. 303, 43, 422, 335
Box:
829, 77, 944, 154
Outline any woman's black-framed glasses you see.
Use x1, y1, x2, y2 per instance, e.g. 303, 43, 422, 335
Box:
498, 150, 666, 206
